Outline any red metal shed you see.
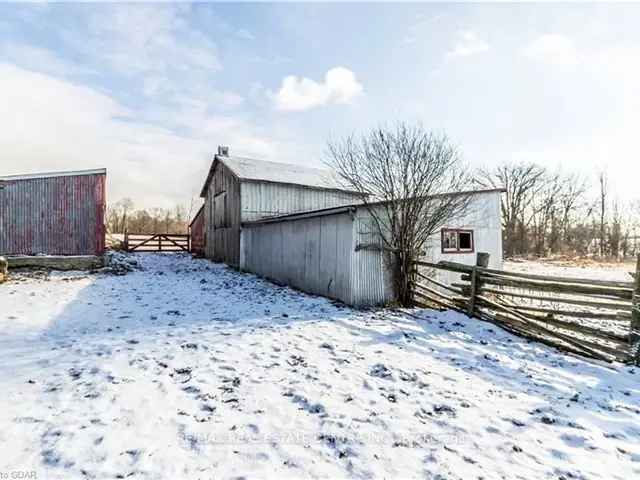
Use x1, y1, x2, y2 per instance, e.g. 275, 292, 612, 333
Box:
189, 204, 205, 257
0, 168, 106, 256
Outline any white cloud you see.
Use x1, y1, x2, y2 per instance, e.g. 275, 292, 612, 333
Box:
273, 67, 363, 112
0, 63, 278, 209
0, 42, 96, 78
84, 4, 222, 76
523, 34, 579, 66
447, 31, 489, 57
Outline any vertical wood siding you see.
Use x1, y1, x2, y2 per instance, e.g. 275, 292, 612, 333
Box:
203, 162, 241, 266
0, 173, 105, 256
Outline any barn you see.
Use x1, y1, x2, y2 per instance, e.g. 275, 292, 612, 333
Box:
240, 189, 503, 306
199, 147, 363, 267
0, 168, 106, 256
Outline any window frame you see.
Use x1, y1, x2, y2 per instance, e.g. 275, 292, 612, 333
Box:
441, 228, 474, 254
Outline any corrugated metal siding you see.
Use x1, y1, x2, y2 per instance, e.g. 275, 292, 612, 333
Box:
0, 173, 105, 256
239, 192, 501, 307
351, 215, 396, 306
241, 182, 359, 221
242, 211, 355, 303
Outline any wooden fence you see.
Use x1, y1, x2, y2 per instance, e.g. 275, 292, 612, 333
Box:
413, 254, 640, 364
124, 233, 190, 253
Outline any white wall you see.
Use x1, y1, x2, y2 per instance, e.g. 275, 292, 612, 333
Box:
423, 191, 503, 286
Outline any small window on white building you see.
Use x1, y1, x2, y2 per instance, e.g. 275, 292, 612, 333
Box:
441, 229, 474, 254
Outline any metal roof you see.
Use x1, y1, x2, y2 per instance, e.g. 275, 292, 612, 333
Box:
0, 168, 107, 181
200, 154, 357, 197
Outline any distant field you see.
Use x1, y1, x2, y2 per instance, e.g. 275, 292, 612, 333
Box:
504, 258, 636, 283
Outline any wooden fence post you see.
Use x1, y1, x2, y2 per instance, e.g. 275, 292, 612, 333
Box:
124, 230, 129, 252
0, 256, 8, 284
476, 252, 490, 268
468, 268, 478, 316
468, 252, 489, 316
631, 254, 640, 365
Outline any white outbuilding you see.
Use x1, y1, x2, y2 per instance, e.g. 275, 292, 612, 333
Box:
240, 188, 503, 307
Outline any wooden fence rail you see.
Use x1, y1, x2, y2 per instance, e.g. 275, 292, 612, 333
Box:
413, 254, 640, 364
124, 233, 190, 253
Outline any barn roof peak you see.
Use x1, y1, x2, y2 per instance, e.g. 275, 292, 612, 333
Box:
199, 152, 357, 197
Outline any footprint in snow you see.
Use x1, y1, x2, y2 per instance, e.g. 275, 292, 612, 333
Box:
369, 364, 393, 380
171, 367, 192, 383
286, 392, 326, 415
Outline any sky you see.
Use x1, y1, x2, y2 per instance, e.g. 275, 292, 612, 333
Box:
1, 2, 639, 210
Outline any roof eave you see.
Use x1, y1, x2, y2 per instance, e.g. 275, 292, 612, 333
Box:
0, 168, 107, 182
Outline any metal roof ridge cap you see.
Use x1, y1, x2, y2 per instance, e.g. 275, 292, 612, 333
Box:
243, 205, 357, 226
0, 168, 107, 181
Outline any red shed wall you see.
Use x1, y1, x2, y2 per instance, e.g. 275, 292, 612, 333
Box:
189, 205, 205, 256
0, 172, 106, 256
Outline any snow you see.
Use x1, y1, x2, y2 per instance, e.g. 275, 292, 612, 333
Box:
505, 259, 635, 283
0, 253, 639, 479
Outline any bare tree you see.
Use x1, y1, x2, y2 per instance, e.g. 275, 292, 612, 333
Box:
326, 123, 473, 306
529, 172, 563, 256
598, 171, 608, 257
105, 198, 134, 234
557, 173, 588, 252
476, 163, 545, 257
105, 199, 190, 235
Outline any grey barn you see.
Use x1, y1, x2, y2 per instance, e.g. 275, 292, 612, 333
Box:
197, 147, 503, 307
199, 147, 363, 267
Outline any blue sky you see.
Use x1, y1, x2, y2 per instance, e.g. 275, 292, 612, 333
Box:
1, 2, 639, 209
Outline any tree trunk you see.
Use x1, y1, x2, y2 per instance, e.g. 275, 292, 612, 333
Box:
395, 251, 414, 307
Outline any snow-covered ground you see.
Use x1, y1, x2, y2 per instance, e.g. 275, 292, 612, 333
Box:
505, 259, 635, 283
0, 253, 638, 480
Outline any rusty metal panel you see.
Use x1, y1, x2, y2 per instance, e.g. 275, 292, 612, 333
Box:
189, 206, 205, 256
0, 170, 105, 256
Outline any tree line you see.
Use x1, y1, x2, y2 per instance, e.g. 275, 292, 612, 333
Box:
106, 136, 638, 262
475, 164, 639, 259
106, 198, 194, 235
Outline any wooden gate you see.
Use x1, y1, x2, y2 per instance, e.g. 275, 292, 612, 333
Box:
412, 253, 640, 364
124, 233, 190, 253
